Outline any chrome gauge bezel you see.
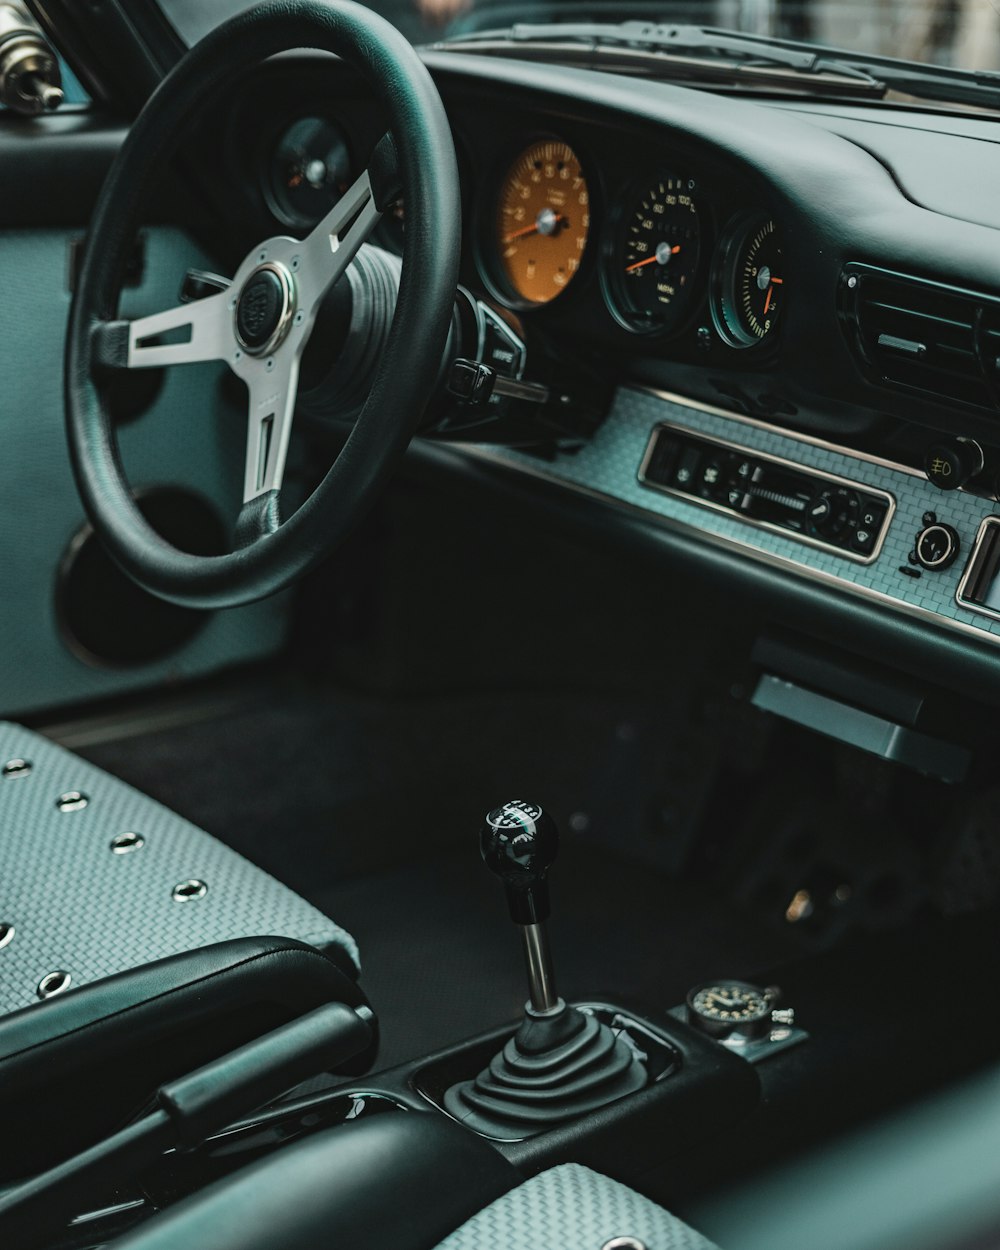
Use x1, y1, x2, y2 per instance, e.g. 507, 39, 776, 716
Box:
600, 171, 707, 338
475, 132, 597, 314
710, 210, 784, 350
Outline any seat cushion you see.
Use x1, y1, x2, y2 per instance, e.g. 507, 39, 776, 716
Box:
431, 1162, 719, 1250
0, 722, 358, 1012
110, 1112, 520, 1250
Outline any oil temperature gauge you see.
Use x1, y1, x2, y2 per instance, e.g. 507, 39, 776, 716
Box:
711, 214, 785, 348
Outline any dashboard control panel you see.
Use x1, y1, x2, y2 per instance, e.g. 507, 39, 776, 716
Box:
639, 425, 894, 562
465, 386, 1000, 658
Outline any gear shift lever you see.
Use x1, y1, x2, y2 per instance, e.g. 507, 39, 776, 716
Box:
444, 800, 647, 1139
480, 800, 561, 1014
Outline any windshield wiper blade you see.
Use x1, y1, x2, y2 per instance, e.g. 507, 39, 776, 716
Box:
432, 21, 887, 96
434, 20, 1000, 112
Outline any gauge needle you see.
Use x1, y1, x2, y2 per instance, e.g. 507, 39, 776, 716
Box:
763, 277, 784, 315
625, 245, 680, 273
504, 213, 566, 244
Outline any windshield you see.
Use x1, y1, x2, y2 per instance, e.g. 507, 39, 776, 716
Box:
157, 0, 1000, 72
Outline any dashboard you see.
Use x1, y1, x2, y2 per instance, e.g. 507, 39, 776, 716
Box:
225, 60, 786, 370
207, 49, 1000, 695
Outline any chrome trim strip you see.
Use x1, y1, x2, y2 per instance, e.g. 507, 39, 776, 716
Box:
71, 1198, 147, 1227
637, 420, 895, 565
631, 384, 927, 479
956, 516, 1000, 622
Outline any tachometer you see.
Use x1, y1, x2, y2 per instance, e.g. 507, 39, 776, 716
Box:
493, 138, 590, 306
711, 214, 784, 348
604, 174, 702, 334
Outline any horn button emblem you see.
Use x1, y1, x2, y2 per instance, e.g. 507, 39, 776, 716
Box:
235, 262, 295, 355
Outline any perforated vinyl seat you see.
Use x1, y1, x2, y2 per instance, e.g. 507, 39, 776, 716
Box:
0, 723, 358, 1012
110, 1113, 718, 1250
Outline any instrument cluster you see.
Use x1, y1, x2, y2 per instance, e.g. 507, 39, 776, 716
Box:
253, 100, 788, 362
474, 133, 785, 354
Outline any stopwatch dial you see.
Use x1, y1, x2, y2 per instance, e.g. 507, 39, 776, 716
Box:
686, 980, 774, 1039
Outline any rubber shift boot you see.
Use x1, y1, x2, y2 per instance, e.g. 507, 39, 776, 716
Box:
442, 1004, 647, 1139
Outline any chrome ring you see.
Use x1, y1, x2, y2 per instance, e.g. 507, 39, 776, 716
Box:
233, 261, 296, 357
37, 970, 72, 999
0, 923, 14, 950
56, 790, 88, 812
172, 879, 208, 902
110, 832, 145, 854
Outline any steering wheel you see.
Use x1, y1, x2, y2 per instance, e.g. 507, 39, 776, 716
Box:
65, 0, 460, 609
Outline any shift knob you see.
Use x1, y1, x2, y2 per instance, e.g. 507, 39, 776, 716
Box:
481, 800, 558, 926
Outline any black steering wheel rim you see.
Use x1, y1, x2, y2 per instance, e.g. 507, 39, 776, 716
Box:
65, 0, 460, 610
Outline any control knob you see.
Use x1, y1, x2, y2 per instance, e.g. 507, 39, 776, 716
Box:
914, 522, 960, 571
806, 487, 858, 539
924, 438, 983, 491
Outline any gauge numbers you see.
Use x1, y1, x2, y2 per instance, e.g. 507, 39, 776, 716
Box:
606, 175, 702, 333
712, 214, 784, 348
687, 980, 774, 1041
495, 139, 590, 306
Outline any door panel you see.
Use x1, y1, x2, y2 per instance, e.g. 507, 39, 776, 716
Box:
0, 114, 288, 716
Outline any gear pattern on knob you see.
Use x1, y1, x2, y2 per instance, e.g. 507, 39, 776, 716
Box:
488, 800, 543, 827
481, 800, 559, 925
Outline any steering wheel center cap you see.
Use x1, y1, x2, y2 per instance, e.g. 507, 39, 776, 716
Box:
234, 261, 295, 356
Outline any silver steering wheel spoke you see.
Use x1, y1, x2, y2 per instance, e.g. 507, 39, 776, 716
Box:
237, 354, 300, 504
118, 163, 385, 510
293, 167, 383, 315
126, 287, 233, 369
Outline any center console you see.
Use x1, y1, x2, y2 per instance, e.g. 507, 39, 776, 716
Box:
16, 796, 806, 1248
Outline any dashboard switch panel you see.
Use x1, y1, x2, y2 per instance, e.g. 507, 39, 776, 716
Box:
639, 425, 894, 563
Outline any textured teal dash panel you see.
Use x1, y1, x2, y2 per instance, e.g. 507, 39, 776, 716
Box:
470, 386, 1000, 648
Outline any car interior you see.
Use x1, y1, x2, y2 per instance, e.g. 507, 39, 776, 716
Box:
4, 0, 1000, 1246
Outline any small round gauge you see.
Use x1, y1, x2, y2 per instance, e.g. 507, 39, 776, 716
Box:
605, 174, 703, 333
493, 138, 590, 306
712, 214, 785, 348
266, 116, 352, 228
686, 980, 774, 1041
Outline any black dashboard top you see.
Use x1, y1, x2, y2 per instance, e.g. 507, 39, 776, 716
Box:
217, 48, 1000, 461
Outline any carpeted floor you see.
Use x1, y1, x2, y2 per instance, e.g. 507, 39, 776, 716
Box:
74, 679, 797, 1070
312, 848, 795, 1070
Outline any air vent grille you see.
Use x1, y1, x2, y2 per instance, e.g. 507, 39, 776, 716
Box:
841, 265, 1000, 412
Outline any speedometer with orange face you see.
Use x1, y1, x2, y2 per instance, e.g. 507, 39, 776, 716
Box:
495, 139, 590, 306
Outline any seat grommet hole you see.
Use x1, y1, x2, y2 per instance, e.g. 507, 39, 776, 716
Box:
56, 791, 89, 813
172, 879, 207, 902
0, 923, 13, 950
37, 970, 71, 999
602, 1240, 648, 1250
2, 758, 32, 779
111, 832, 145, 854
